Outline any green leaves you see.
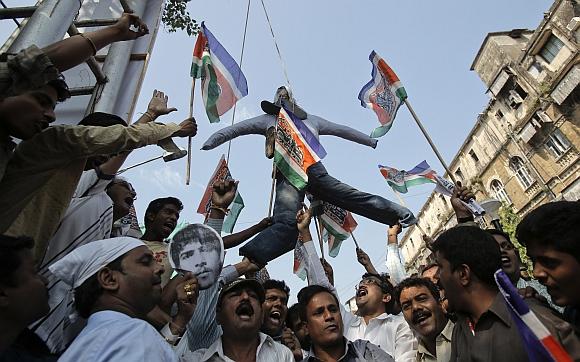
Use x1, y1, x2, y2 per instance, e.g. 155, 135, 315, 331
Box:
162, 0, 199, 36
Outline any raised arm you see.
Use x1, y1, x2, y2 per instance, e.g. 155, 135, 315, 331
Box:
311, 114, 378, 149
385, 224, 407, 285
223, 217, 272, 249
201, 114, 274, 150
41, 13, 148, 72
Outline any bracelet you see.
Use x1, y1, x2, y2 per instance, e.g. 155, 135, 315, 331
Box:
210, 206, 229, 215
79, 33, 97, 56
142, 111, 156, 121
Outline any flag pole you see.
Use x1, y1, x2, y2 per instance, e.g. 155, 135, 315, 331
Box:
349, 231, 360, 249
314, 216, 325, 261
267, 120, 278, 217
393, 189, 429, 237
186, 77, 196, 185
403, 99, 456, 184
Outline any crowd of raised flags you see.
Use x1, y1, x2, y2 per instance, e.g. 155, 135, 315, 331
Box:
180, 25, 579, 360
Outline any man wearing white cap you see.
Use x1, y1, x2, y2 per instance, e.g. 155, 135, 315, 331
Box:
51, 237, 195, 361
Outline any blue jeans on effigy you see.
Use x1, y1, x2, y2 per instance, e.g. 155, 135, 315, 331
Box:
239, 162, 417, 265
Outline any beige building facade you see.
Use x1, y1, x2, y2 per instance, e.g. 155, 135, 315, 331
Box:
401, 0, 580, 273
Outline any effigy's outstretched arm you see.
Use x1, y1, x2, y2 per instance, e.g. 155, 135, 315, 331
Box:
201, 114, 274, 150
312, 114, 378, 149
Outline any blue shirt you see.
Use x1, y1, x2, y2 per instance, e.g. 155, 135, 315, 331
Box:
58, 311, 177, 362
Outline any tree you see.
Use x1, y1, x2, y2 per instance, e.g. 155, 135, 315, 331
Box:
162, 0, 199, 36
499, 204, 533, 275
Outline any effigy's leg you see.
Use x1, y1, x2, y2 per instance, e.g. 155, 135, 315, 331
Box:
239, 175, 305, 265
306, 162, 417, 227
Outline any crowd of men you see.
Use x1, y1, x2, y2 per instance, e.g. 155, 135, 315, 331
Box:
0, 11, 579, 362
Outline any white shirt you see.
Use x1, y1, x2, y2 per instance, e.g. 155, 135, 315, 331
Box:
34, 170, 115, 352
183, 332, 294, 362
301, 241, 417, 361
58, 310, 177, 362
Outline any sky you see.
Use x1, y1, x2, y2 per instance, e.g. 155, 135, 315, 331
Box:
2, 0, 552, 303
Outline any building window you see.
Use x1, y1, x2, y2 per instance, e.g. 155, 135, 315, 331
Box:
508, 84, 528, 109
454, 168, 464, 181
490, 179, 511, 204
496, 109, 504, 120
545, 128, 571, 158
539, 34, 564, 63
528, 62, 542, 78
469, 149, 480, 163
509, 156, 534, 189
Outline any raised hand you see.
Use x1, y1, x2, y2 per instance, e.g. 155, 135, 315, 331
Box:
257, 217, 274, 231
146, 89, 177, 118
356, 247, 372, 267
296, 205, 312, 233
172, 117, 198, 138
112, 12, 149, 41
211, 179, 238, 208
451, 181, 476, 220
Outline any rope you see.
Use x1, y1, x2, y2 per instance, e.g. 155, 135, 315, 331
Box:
259, 0, 292, 91
226, 0, 252, 164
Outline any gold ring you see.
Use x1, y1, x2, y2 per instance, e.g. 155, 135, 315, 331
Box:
183, 283, 193, 293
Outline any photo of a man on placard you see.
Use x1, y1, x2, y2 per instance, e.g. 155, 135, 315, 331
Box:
169, 223, 224, 289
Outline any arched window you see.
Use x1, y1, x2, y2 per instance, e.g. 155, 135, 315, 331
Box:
510, 156, 534, 189
490, 179, 511, 204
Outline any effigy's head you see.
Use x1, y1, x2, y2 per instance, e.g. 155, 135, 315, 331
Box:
273, 85, 295, 106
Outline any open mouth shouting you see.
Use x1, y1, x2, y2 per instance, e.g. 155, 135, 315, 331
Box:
500, 255, 512, 268
268, 310, 283, 327
356, 286, 368, 298
162, 220, 176, 234
412, 310, 432, 328
236, 302, 255, 321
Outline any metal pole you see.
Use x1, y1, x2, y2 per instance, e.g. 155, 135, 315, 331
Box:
8, 0, 80, 52
404, 99, 456, 183
314, 216, 325, 261
349, 232, 360, 249
186, 77, 196, 185
92, 0, 146, 114
117, 155, 163, 174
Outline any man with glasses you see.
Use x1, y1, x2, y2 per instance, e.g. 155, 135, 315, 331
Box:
296, 206, 417, 361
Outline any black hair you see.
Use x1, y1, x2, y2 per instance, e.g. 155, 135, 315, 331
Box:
485, 229, 512, 243
47, 75, 71, 102
78, 112, 127, 127
361, 272, 396, 313
144, 197, 183, 229
286, 303, 301, 329
297, 285, 339, 322
516, 201, 580, 262
395, 277, 441, 306
74, 256, 124, 319
0, 235, 34, 287
170, 225, 221, 268
262, 279, 290, 300
431, 226, 501, 287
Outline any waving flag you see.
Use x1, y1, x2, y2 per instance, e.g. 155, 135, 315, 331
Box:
307, 195, 357, 257
195, 156, 246, 229
379, 161, 437, 194
495, 270, 572, 362
191, 22, 248, 123
274, 106, 326, 190
359, 51, 407, 138
223, 192, 244, 233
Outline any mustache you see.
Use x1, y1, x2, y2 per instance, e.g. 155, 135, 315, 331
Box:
412, 310, 431, 324
235, 300, 255, 316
